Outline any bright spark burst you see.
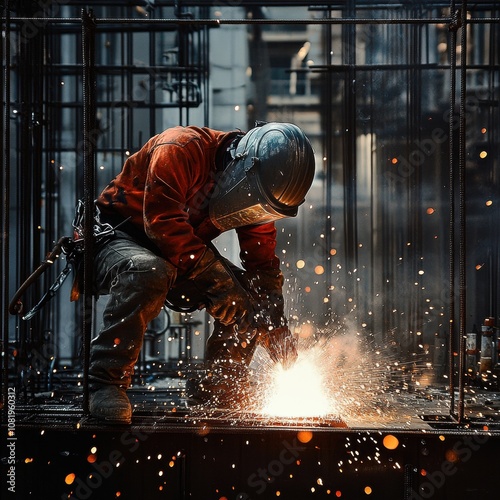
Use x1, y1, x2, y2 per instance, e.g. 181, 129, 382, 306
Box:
189, 323, 415, 426
261, 356, 335, 418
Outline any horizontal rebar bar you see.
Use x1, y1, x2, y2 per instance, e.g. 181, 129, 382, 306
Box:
5, 16, 500, 25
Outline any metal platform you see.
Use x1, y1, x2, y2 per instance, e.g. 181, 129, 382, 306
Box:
3, 384, 500, 500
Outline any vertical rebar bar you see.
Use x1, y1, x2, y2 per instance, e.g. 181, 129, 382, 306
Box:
457, 0, 468, 424
81, 8, 97, 414
203, 20, 210, 125
323, 9, 334, 322
342, 0, 358, 305
448, 0, 457, 417
1, 0, 12, 415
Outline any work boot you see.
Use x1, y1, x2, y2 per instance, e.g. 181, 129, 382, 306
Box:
89, 384, 132, 424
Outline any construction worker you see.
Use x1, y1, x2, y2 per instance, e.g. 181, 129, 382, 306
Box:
88, 122, 315, 423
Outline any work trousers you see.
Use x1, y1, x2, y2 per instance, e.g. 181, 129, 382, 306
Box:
89, 231, 175, 387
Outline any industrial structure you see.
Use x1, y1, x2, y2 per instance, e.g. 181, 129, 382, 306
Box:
1, 1, 500, 498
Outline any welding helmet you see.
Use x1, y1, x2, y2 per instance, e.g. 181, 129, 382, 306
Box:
209, 122, 315, 231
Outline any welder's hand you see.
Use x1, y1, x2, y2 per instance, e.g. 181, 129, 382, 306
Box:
246, 268, 285, 323
245, 269, 298, 369
188, 248, 255, 331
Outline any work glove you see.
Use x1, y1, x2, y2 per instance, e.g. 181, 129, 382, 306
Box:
188, 248, 255, 332
245, 269, 298, 369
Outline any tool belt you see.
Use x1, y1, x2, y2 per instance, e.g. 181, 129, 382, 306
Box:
8, 200, 117, 321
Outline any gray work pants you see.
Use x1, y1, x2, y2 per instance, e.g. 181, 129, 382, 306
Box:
89, 231, 176, 388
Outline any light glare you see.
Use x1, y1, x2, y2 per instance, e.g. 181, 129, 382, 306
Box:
262, 358, 333, 418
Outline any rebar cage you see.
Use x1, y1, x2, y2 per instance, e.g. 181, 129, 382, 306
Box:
2, 0, 500, 433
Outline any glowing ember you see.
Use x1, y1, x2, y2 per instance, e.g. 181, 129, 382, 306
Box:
65, 473, 76, 485
261, 357, 333, 418
382, 434, 399, 450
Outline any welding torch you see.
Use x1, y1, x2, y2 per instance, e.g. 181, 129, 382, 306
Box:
262, 325, 298, 370
251, 310, 298, 370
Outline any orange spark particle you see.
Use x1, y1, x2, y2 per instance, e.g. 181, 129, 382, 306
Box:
426, 207, 435, 215
297, 431, 313, 444
315, 265, 325, 275
445, 449, 459, 463
65, 473, 76, 485
382, 434, 399, 450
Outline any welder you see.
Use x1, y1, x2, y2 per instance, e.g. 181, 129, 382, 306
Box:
88, 122, 315, 424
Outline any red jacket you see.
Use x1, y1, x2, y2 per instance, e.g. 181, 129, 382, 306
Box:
96, 126, 280, 274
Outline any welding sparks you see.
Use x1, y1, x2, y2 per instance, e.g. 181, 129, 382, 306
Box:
244, 328, 399, 426
188, 326, 398, 427
261, 356, 334, 418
